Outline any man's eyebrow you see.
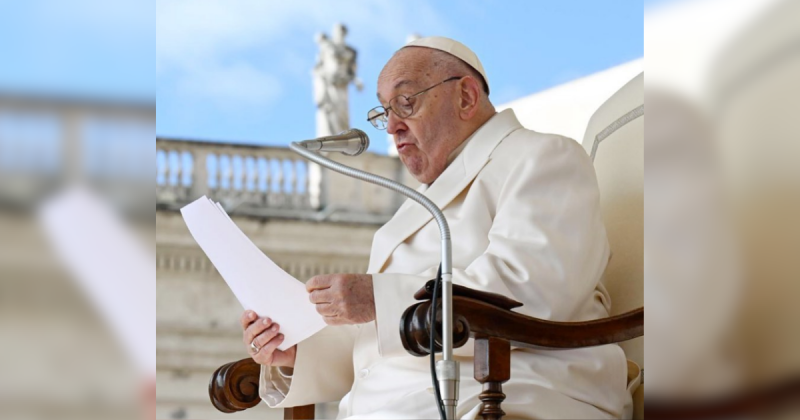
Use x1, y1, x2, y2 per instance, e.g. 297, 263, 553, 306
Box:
393, 79, 413, 90
377, 79, 415, 103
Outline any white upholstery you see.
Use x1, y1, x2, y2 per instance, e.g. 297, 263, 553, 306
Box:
581, 72, 644, 419
581, 72, 644, 366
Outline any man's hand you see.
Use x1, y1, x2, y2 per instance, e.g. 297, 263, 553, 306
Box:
307, 274, 375, 325
241, 311, 297, 368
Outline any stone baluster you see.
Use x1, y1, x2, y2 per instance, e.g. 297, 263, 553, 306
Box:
177, 150, 190, 200
221, 154, 233, 192
261, 158, 271, 205
246, 157, 257, 192
190, 149, 209, 198
161, 150, 176, 199
297, 160, 304, 199
274, 159, 284, 207
262, 157, 271, 204
243, 156, 255, 203
259, 157, 268, 203
157, 149, 168, 186
294, 159, 307, 208
287, 159, 298, 206
233, 155, 242, 191
210, 154, 221, 194
183, 151, 194, 194
171, 151, 182, 188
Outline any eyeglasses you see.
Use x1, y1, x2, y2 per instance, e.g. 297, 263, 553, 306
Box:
367, 76, 462, 130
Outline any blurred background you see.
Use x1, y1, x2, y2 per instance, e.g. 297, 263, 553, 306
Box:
0, 0, 797, 419
1, 1, 153, 420
645, 1, 800, 418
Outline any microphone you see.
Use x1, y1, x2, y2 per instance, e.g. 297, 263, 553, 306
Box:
296, 128, 370, 156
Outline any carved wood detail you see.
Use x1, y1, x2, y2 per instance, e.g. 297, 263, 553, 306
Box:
474, 336, 511, 420
208, 357, 315, 419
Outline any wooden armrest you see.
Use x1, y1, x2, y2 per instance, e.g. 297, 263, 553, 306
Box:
401, 283, 644, 356
209, 358, 261, 413
646, 376, 800, 419
414, 279, 523, 310
208, 358, 315, 419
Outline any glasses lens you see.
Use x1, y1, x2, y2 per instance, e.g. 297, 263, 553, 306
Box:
368, 107, 388, 129
390, 96, 414, 118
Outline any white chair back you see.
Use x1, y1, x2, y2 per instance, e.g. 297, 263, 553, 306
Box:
581, 72, 644, 367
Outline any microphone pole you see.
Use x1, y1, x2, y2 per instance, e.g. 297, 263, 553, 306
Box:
290, 136, 459, 420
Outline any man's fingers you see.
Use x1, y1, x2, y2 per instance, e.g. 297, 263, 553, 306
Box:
240, 310, 258, 330
251, 323, 281, 352
306, 275, 333, 292
309, 288, 333, 304
259, 333, 286, 356
244, 317, 274, 345
314, 302, 339, 317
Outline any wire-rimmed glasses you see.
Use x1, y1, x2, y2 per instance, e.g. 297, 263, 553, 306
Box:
367, 76, 462, 130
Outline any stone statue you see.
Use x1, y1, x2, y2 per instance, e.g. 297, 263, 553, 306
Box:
308, 23, 362, 209
313, 23, 363, 137
406, 32, 422, 45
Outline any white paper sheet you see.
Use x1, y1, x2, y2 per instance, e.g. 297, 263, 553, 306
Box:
180, 196, 325, 350
38, 186, 155, 376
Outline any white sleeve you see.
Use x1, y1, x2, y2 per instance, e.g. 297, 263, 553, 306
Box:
372, 139, 609, 357
259, 325, 358, 407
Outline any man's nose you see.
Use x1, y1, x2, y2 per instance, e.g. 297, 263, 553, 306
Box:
386, 111, 406, 135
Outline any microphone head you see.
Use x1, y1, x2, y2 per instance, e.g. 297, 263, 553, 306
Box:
341, 128, 370, 156
295, 129, 370, 156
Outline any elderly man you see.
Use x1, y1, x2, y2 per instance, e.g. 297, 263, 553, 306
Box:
240, 37, 632, 419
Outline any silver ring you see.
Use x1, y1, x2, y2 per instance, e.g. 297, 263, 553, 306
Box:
250, 340, 261, 354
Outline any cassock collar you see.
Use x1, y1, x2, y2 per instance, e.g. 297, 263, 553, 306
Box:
368, 108, 524, 273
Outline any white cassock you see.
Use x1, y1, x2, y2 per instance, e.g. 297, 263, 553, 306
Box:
260, 109, 634, 419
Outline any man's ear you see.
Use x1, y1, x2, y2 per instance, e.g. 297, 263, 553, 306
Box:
458, 76, 482, 120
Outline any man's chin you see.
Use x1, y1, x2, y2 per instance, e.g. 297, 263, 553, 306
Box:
400, 158, 428, 182
406, 168, 432, 184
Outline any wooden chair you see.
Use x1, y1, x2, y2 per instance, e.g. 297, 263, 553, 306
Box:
399, 283, 643, 420
207, 293, 643, 420
208, 72, 647, 419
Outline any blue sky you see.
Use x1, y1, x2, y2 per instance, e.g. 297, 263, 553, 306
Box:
0, 1, 645, 155
0, 1, 153, 99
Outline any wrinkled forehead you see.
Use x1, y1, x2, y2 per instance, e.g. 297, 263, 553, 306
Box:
377, 48, 438, 101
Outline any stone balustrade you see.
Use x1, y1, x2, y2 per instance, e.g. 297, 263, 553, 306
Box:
156, 138, 313, 211
0, 94, 415, 224
0, 94, 154, 213
157, 137, 417, 224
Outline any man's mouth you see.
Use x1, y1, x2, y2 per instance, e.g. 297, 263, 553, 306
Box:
396, 142, 412, 152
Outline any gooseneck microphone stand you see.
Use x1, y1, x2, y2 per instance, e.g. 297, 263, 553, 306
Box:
290, 134, 459, 420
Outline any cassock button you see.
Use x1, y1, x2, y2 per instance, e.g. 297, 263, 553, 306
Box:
358, 368, 370, 379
